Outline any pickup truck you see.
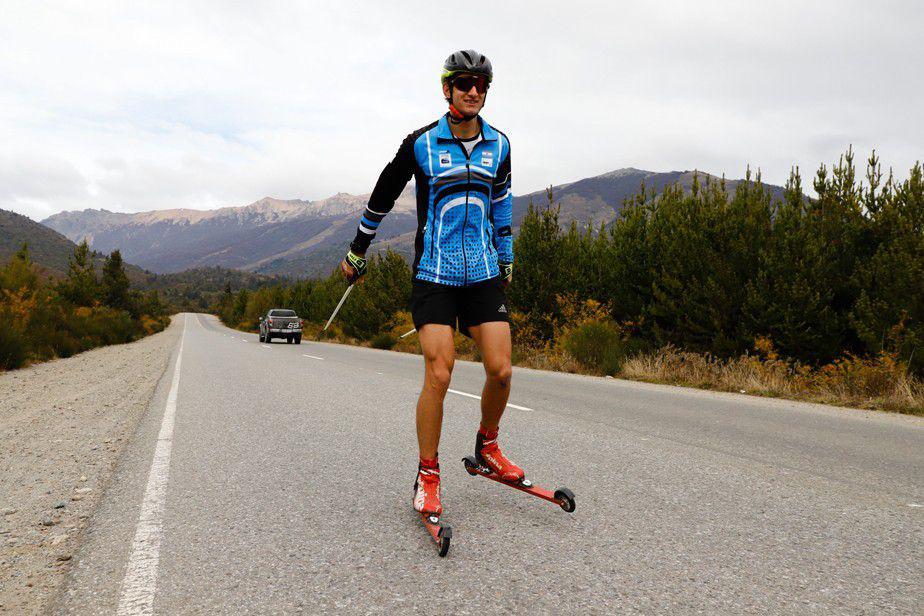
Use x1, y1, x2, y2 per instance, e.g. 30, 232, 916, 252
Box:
259, 309, 303, 344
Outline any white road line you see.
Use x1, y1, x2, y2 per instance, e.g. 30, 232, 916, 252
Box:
302, 354, 324, 360
117, 314, 187, 615
262, 345, 271, 349
447, 388, 533, 411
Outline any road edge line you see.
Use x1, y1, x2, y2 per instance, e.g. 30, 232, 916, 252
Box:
116, 314, 187, 615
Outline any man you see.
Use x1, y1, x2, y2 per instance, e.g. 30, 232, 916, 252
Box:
341, 50, 522, 517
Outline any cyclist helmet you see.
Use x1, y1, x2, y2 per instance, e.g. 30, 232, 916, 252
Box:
441, 49, 493, 84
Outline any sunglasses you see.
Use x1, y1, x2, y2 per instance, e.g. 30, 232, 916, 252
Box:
452, 74, 489, 94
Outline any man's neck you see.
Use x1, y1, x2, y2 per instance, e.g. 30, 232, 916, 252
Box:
449, 115, 480, 140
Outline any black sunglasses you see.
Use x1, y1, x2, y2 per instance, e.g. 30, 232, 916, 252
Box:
452, 75, 489, 94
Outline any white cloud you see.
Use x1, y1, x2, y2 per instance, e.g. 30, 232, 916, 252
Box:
1, 0, 921, 220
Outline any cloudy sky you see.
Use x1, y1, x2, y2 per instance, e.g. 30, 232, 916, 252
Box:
1, 1, 921, 221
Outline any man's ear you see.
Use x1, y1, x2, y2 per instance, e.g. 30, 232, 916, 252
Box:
442, 81, 452, 101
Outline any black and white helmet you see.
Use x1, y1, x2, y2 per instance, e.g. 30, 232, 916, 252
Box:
441, 49, 493, 84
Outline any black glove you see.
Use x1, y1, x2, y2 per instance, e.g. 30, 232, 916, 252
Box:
499, 261, 513, 284
343, 250, 368, 284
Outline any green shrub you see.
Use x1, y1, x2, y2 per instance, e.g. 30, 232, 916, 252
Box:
370, 331, 398, 350
0, 319, 27, 370
560, 320, 628, 375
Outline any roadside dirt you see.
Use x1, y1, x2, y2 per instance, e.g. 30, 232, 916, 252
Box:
0, 316, 181, 615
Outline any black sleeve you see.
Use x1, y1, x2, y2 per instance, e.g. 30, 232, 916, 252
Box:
350, 133, 416, 253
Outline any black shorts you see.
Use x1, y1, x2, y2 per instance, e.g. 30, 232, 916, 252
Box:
411, 277, 510, 337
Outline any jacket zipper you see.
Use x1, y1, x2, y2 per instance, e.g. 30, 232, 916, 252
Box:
458, 139, 472, 286
433, 132, 479, 284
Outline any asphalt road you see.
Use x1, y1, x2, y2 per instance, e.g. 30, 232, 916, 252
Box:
56, 314, 923, 614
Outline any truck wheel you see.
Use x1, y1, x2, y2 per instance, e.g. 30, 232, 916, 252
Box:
295, 335, 302, 345
265, 334, 272, 343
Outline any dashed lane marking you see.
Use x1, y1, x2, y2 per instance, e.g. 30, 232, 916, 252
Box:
302, 354, 324, 360
447, 388, 533, 411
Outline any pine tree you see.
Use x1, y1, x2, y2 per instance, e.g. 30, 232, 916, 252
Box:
507, 189, 564, 340
851, 160, 924, 374
341, 249, 412, 338
0, 243, 39, 294
102, 250, 131, 311
59, 240, 99, 306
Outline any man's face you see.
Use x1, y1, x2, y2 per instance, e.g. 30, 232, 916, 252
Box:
443, 73, 487, 117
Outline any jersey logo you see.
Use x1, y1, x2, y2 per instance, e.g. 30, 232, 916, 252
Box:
498, 304, 507, 313
438, 151, 452, 167
481, 152, 493, 167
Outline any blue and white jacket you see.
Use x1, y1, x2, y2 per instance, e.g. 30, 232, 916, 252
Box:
350, 113, 513, 286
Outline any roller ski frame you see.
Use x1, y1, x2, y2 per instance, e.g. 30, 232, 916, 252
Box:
462, 456, 576, 513
417, 511, 452, 557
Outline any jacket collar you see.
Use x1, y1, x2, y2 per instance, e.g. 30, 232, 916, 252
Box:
436, 114, 499, 142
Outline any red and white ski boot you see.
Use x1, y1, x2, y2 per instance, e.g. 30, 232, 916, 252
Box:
476, 424, 525, 482
413, 457, 443, 515
413, 456, 451, 556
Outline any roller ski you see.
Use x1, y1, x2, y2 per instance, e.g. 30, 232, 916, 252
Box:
413, 458, 452, 557
462, 425, 576, 513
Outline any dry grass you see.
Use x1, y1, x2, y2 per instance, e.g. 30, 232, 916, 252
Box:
512, 343, 583, 374
620, 344, 924, 416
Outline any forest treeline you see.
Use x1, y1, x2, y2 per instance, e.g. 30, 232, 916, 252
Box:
511, 149, 923, 376
220, 151, 922, 370
0, 241, 169, 370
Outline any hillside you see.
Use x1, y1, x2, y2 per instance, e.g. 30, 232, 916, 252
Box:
0, 209, 84, 276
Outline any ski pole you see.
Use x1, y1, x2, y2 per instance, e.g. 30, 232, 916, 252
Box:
319, 284, 353, 338
399, 328, 417, 339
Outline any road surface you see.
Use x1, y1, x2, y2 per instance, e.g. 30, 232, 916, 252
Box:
56, 314, 923, 614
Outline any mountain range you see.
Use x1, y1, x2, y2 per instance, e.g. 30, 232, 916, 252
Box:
41, 168, 787, 278
1, 206, 272, 312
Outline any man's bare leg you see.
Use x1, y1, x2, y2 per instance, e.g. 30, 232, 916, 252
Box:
416, 324, 456, 458
467, 320, 522, 480
467, 321, 513, 429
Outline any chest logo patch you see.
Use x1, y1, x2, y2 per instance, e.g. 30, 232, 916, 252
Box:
438, 151, 452, 167
481, 152, 493, 167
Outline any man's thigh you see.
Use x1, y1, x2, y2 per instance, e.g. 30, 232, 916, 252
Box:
418, 323, 456, 365
467, 321, 512, 371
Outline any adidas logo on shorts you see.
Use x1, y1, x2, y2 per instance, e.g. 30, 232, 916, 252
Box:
498, 304, 507, 313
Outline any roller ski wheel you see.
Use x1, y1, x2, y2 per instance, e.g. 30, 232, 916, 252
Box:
418, 511, 452, 557
461, 455, 576, 513
554, 487, 576, 512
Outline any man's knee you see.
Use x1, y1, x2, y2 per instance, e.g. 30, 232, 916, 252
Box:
425, 357, 454, 394
486, 360, 512, 386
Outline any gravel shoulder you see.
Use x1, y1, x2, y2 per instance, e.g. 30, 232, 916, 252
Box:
0, 316, 182, 615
